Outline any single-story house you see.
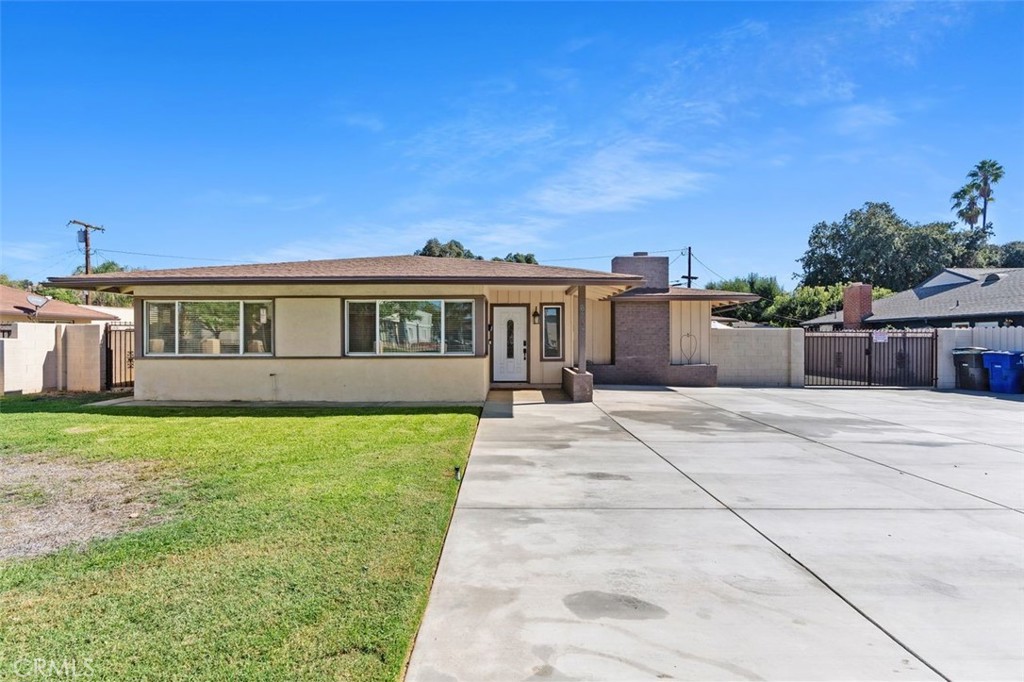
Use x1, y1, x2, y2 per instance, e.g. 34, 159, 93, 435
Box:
1, 284, 119, 324
49, 252, 757, 403
80, 304, 135, 324
803, 268, 1024, 331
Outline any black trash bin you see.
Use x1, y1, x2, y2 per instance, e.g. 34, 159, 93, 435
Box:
952, 347, 990, 390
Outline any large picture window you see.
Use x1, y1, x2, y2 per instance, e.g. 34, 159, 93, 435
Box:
345, 299, 475, 356
542, 304, 563, 360
144, 301, 273, 356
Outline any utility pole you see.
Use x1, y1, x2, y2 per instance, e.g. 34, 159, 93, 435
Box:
67, 219, 105, 304
678, 246, 699, 287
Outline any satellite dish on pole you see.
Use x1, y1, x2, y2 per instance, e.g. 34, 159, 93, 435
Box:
26, 294, 49, 319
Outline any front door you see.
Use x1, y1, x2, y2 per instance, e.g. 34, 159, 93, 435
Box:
493, 306, 528, 382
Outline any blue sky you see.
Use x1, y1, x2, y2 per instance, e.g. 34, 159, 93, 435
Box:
3, 1, 1022, 288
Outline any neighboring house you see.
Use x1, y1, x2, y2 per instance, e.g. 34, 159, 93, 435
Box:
49, 253, 757, 403
803, 268, 1024, 331
80, 305, 135, 324
0, 284, 119, 324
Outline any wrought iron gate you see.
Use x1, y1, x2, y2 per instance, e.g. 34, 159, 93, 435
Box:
105, 324, 135, 390
804, 330, 937, 387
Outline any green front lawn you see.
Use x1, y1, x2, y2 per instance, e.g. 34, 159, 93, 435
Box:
0, 394, 478, 681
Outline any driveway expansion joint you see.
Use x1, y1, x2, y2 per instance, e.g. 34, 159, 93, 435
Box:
592, 398, 952, 682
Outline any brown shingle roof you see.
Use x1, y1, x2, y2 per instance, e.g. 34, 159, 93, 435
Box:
48, 255, 644, 289
610, 286, 761, 305
0, 285, 119, 322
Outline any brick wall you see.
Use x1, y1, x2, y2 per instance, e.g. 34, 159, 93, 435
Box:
590, 301, 717, 386
610, 254, 669, 289
843, 283, 873, 329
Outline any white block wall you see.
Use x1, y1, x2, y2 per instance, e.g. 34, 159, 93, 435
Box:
0, 323, 105, 394
0, 323, 65, 393
711, 328, 804, 387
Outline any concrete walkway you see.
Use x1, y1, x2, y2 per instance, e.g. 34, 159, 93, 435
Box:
407, 387, 1024, 681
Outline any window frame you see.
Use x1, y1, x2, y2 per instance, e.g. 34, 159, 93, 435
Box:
540, 303, 564, 361
344, 298, 476, 357
143, 299, 274, 357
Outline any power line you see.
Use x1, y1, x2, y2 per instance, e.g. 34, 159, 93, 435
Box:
22, 250, 83, 284
690, 252, 727, 282
544, 247, 690, 263
94, 248, 250, 264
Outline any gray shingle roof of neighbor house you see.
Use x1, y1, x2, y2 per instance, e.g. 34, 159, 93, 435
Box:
47, 255, 646, 290
610, 286, 762, 306
802, 267, 1024, 326
0, 284, 120, 322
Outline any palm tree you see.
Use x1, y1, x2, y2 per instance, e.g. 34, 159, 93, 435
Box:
950, 185, 981, 229
965, 159, 1004, 231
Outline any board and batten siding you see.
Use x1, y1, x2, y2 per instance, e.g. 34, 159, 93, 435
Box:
586, 299, 613, 366
487, 287, 583, 384
669, 301, 712, 365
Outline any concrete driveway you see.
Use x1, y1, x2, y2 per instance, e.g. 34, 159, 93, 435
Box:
407, 387, 1024, 681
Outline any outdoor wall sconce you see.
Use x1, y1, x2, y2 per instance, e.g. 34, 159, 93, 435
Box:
532, 307, 541, 324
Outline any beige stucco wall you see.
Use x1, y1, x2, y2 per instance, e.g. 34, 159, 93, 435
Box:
669, 301, 712, 365
65, 324, 104, 392
711, 327, 804, 387
135, 357, 489, 402
275, 298, 342, 357
131, 283, 620, 399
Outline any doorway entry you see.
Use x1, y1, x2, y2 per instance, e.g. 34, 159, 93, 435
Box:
493, 306, 528, 382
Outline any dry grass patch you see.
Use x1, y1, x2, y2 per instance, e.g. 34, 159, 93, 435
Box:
0, 454, 174, 560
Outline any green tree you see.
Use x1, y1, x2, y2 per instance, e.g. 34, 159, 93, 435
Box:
35, 286, 82, 304
69, 260, 134, 307
492, 253, 539, 264
765, 284, 894, 327
797, 202, 990, 291
998, 241, 1024, 267
705, 273, 785, 323
0, 274, 33, 290
414, 238, 483, 260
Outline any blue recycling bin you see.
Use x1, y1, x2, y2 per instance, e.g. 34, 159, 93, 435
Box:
981, 351, 1024, 394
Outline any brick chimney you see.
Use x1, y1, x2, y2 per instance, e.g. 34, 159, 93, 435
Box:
843, 282, 873, 329
611, 252, 669, 289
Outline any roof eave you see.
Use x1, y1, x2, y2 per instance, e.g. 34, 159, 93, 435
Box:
47, 275, 643, 290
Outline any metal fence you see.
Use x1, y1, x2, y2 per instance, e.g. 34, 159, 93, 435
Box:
105, 324, 135, 390
805, 329, 937, 387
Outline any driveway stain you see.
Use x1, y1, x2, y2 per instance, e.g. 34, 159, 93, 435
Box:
562, 591, 668, 620
569, 472, 632, 481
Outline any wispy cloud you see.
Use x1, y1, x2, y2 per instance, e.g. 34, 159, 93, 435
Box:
2, 241, 58, 262
832, 102, 900, 136
402, 112, 560, 182
530, 138, 706, 214
247, 215, 556, 264
341, 113, 384, 133
190, 190, 326, 211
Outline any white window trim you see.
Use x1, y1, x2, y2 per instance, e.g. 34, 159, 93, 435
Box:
345, 299, 475, 357
144, 300, 274, 357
